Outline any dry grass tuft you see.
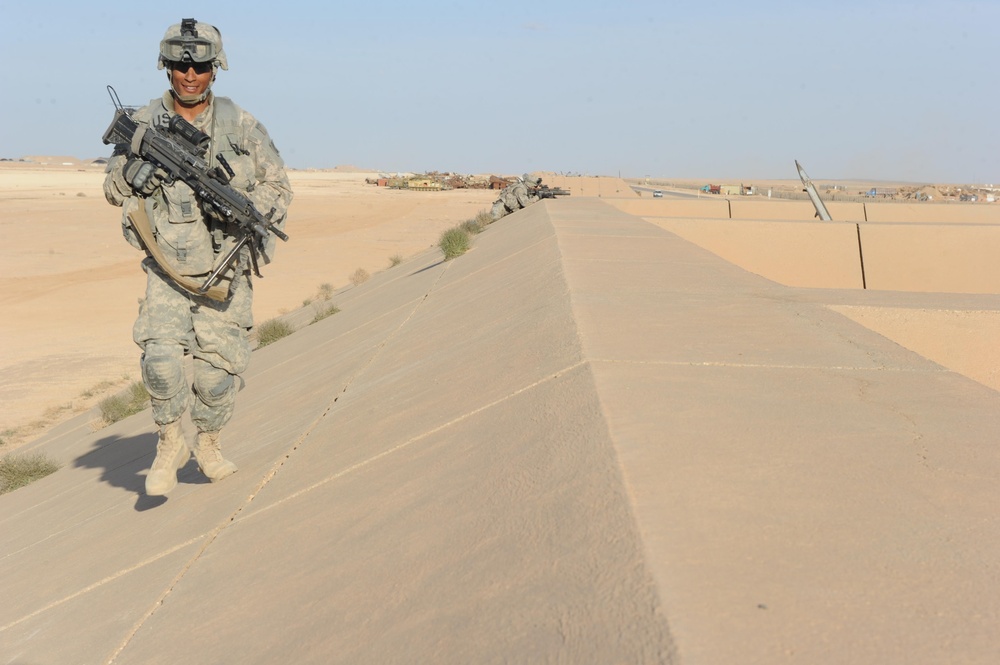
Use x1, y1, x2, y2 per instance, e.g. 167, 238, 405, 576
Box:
0, 452, 61, 495
460, 218, 485, 235
312, 304, 341, 324
475, 209, 493, 227
350, 268, 370, 286
317, 283, 335, 300
98, 382, 150, 426
255, 318, 295, 348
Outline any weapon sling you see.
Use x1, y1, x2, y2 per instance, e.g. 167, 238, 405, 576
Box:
127, 200, 230, 302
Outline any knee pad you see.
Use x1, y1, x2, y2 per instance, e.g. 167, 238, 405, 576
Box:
141, 345, 185, 400
193, 364, 236, 408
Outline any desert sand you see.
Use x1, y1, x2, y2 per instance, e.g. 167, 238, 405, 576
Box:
0, 162, 496, 449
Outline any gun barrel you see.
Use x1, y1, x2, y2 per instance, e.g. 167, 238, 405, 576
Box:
534, 187, 570, 199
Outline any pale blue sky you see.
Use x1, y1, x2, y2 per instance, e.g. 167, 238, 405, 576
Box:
2, 0, 995, 182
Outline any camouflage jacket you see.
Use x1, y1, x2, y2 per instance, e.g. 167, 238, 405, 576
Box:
500, 181, 538, 210
104, 92, 293, 278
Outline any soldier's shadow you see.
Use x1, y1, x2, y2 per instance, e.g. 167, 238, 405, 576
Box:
73, 432, 207, 512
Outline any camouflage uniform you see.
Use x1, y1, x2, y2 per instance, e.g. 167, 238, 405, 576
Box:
103, 18, 292, 495
490, 174, 542, 220
490, 196, 507, 221
105, 92, 292, 433
511, 174, 542, 209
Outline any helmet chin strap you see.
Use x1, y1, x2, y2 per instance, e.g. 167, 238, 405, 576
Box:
167, 69, 215, 105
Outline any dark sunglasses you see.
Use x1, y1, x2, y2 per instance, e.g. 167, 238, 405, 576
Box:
170, 60, 214, 75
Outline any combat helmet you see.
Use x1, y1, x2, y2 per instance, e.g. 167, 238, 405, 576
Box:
158, 18, 228, 71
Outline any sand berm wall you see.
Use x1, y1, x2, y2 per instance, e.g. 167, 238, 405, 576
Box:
609, 197, 1000, 293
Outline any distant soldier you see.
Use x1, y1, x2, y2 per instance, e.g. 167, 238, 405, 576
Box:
491, 173, 543, 220
511, 173, 542, 209
103, 18, 293, 496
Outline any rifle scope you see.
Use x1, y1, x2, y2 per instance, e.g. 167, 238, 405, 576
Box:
168, 115, 210, 156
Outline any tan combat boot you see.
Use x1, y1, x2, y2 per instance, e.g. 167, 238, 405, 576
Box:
192, 430, 238, 482
146, 420, 190, 496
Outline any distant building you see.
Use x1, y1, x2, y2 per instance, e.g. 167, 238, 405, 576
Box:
865, 187, 898, 198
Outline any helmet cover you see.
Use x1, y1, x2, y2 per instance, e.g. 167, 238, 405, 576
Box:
158, 18, 228, 70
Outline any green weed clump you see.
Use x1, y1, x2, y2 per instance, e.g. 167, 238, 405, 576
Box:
312, 304, 341, 324
459, 208, 494, 236
256, 318, 295, 348
389, 254, 403, 267
439, 227, 471, 260
475, 209, 493, 227
98, 381, 150, 426
460, 217, 486, 235
0, 452, 61, 495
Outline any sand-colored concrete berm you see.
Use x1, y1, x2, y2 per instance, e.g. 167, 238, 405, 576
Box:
2, 168, 1000, 663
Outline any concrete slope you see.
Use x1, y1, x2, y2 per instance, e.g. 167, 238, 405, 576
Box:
3, 197, 1000, 664
549, 198, 1000, 664
0, 202, 673, 664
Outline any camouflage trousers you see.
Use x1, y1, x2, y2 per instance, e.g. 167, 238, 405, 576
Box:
133, 258, 253, 432
491, 200, 509, 221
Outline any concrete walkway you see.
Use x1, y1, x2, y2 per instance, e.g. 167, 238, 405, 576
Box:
2, 198, 999, 664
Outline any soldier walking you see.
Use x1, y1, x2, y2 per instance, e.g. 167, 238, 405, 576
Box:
103, 19, 293, 496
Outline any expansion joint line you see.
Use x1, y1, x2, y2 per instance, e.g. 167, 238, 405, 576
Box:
0, 536, 206, 635
237, 358, 591, 523
106, 262, 453, 664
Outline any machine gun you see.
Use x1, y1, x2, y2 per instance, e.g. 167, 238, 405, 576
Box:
101, 86, 288, 298
530, 185, 571, 199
